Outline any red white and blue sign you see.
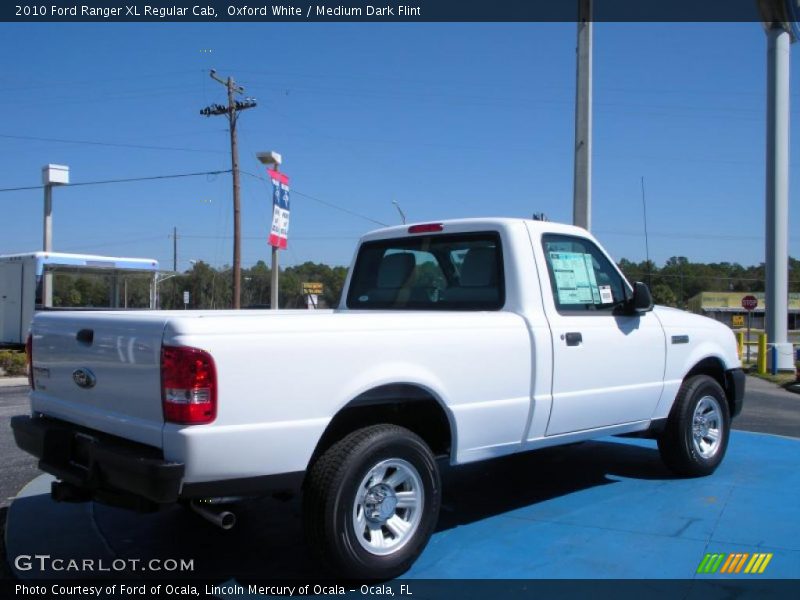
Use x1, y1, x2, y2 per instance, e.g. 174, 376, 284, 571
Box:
267, 169, 290, 249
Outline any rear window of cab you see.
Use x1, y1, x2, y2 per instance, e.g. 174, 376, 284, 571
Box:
346, 232, 505, 310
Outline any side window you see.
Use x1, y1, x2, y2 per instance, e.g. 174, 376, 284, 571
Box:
542, 234, 627, 313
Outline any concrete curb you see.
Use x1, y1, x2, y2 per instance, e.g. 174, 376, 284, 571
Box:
0, 377, 28, 388
746, 373, 800, 395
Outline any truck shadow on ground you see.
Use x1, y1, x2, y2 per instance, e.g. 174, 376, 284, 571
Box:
9, 439, 676, 581
435, 438, 673, 530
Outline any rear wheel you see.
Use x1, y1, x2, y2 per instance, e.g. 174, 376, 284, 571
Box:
303, 424, 441, 579
658, 375, 730, 477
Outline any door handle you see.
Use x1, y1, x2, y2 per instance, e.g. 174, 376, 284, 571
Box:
564, 332, 582, 346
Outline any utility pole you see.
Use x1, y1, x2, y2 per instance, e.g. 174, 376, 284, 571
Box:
172, 226, 178, 272
171, 226, 178, 310
200, 70, 257, 309
572, 0, 593, 231
641, 176, 652, 288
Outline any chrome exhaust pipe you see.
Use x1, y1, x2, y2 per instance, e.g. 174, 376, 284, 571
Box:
190, 500, 236, 530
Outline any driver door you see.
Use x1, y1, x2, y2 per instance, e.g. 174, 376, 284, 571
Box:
537, 232, 666, 435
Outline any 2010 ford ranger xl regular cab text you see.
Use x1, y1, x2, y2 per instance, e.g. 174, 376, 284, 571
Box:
12, 218, 745, 578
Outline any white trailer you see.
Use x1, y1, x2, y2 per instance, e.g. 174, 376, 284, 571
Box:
0, 252, 159, 345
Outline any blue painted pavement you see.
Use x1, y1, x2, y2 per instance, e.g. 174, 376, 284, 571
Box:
7, 431, 799, 580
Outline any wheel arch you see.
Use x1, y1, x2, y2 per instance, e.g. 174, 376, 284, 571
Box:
683, 355, 735, 417
306, 383, 456, 474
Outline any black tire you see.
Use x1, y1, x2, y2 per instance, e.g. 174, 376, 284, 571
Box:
303, 424, 441, 580
658, 374, 731, 477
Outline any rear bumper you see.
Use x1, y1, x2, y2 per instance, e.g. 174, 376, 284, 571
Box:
725, 367, 746, 418
11, 415, 184, 505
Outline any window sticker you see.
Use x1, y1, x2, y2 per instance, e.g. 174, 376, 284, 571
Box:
549, 251, 601, 305
599, 285, 613, 304
582, 253, 601, 303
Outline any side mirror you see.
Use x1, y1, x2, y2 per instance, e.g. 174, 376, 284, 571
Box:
631, 281, 654, 314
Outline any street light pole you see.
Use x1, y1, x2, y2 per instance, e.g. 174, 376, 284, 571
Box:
256, 151, 284, 310
270, 163, 280, 311
41, 164, 69, 308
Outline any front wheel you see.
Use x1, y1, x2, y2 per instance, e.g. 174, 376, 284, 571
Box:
303, 425, 441, 579
658, 374, 730, 477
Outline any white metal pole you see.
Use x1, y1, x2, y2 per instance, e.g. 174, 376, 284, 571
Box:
572, 0, 593, 231
765, 26, 793, 371
271, 246, 279, 310
42, 184, 53, 307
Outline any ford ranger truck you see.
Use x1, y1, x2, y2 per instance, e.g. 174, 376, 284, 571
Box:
12, 218, 745, 579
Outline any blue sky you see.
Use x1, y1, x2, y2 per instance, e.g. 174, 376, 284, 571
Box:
0, 22, 798, 270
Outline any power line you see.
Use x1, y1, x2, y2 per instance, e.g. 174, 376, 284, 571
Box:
180, 234, 361, 240
242, 76, 794, 120
241, 170, 388, 227
0, 169, 231, 193
0, 70, 201, 93
595, 229, 765, 242
293, 189, 389, 227
0, 133, 224, 154
0, 86, 202, 110
5, 126, 794, 171
60, 234, 167, 253
228, 67, 800, 100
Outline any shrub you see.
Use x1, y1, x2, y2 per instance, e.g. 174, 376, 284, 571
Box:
0, 350, 27, 377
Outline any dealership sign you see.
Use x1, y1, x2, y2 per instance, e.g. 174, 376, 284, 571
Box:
267, 169, 290, 249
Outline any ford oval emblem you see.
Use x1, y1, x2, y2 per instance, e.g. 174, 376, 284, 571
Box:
72, 368, 96, 389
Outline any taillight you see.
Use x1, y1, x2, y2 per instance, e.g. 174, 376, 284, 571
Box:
408, 223, 443, 234
26, 334, 34, 390
161, 345, 217, 425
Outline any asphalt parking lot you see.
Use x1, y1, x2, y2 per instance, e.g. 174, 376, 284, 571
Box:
0, 383, 38, 510
1, 376, 798, 582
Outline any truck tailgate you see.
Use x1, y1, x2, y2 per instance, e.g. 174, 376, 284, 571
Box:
30, 312, 168, 448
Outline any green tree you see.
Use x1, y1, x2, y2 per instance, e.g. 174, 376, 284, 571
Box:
45, 253, 796, 313
651, 283, 677, 307
67, 289, 82, 305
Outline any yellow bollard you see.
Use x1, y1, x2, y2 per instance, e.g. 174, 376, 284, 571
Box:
757, 333, 768, 375
735, 331, 744, 360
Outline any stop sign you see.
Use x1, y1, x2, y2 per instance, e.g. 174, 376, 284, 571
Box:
742, 295, 758, 311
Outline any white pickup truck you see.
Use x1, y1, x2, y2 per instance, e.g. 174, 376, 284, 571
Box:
12, 218, 744, 578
